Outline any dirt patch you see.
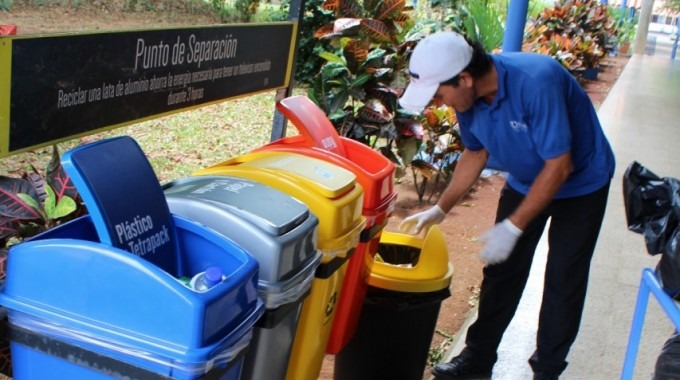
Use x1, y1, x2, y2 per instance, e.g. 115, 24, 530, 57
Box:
0, 5, 629, 379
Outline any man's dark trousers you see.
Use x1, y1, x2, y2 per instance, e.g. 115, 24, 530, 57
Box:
461, 182, 611, 375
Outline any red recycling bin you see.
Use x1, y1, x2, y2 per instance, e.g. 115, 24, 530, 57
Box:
254, 95, 397, 354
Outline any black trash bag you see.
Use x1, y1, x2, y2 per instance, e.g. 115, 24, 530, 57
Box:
623, 161, 680, 298
653, 331, 680, 380
623, 162, 680, 254
376, 243, 421, 266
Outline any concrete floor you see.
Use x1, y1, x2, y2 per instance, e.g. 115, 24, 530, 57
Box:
439, 53, 680, 379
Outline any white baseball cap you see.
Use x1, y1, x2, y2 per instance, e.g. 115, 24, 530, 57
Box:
399, 31, 473, 112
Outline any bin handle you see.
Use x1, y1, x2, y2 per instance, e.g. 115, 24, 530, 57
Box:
276, 96, 347, 156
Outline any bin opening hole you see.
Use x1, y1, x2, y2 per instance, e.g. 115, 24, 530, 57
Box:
376, 243, 421, 267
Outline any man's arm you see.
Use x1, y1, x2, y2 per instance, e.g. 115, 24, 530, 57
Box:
506, 152, 573, 230
436, 148, 489, 214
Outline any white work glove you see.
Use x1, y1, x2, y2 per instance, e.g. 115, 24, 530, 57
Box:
399, 205, 446, 235
479, 219, 523, 265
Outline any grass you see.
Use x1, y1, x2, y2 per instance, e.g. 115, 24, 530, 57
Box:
0, 1, 298, 183
0, 90, 304, 183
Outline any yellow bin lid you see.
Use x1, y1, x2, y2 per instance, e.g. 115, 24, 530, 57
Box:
369, 225, 453, 293
230, 151, 356, 198
195, 151, 365, 258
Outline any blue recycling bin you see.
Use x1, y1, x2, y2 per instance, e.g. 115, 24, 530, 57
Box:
0, 136, 264, 379
1, 214, 263, 379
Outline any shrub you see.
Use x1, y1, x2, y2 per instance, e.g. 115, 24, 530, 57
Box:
523, 0, 616, 77
0, 146, 85, 249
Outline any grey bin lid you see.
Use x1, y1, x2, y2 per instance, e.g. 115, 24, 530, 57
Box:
163, 176, 319, 287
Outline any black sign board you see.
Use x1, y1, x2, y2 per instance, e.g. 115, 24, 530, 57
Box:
0, 22, 296, 157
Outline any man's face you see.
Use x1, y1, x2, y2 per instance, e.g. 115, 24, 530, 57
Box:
432, 73, 476, 112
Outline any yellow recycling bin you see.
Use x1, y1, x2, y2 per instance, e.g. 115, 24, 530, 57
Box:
194, 151, 365, 380
335, 225, 453, 380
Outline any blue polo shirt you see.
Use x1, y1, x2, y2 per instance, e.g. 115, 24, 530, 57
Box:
457, 53, 615, 198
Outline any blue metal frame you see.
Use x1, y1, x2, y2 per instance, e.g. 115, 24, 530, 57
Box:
672, 19, 679, 60
621, 268, 680, 379
502, 0, 529, 52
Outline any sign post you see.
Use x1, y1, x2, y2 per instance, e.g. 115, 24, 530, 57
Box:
0, 23, 296, 158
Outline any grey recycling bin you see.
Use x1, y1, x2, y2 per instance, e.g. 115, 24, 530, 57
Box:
163, 176, 322, 380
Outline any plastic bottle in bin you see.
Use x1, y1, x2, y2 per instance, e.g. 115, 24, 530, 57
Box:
189, 266, 224, 292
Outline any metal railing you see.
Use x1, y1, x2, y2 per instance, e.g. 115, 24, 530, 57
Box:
621, 268, 680, 379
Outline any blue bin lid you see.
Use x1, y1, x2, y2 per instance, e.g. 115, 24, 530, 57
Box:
61, 136, 179, 274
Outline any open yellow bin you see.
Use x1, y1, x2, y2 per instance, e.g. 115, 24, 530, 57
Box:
335, 226, 453, 380
370, 226, 453, 293
194, 151, 365, 380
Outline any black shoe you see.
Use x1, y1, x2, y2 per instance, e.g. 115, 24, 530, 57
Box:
431, 355, 493, 380
533, 372, 559, 380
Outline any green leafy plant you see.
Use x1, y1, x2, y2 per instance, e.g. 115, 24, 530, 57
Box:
523, 0, 615, 77
409, 105, 463, 202
617, 20, 636, 44
0, 145, 85, 248
610, 9, 637, 54
407, 0, 505, 52
211, 0, 261, 22
0, 0, 12, 11
448, 0, 505, 52
309, 0, 415, 141
269, 0, 335, 85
